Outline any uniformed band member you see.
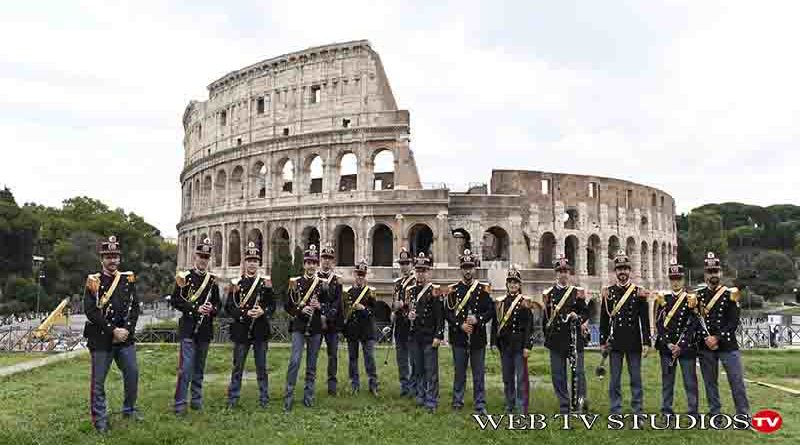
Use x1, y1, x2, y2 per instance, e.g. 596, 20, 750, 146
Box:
654, 263, 699, 415
284, 245, 325, 411
84, 235, 141, 433
225, 242, 275, 409
406, 252, 444, 412
445, 249, 493, 415
391, 248, 416, 397
599, 250, 651, 415
171, 237, 222, 416
493, 265, 533, 414
318, 242, 343, 396
697, 252, 750, 417
343, 259, 379, 395
543, 256, 588, 414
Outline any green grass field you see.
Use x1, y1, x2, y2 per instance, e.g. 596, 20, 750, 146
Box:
0, 352, 48, 367
0, 345, 797, 444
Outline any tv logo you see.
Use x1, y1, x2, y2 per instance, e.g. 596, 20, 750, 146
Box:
752, 410, 782, 434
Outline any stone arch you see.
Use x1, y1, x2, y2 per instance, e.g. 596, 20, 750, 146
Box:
483, 226, 510, 261
230, 165, 244, 201
184, 181, 192, 213
229, 229, 241, 267
587, 234, 601, 276
625, 237, 636, 259
247, 228, 264, 266
190, 235, 196, 263
193, 178, 201, 209
202, 175, 212, 207
668, 242, 673, 264
212, 231, 223, 267
641, 241, 650, 280
334, 224, 356, 266
277, 158, 294, 194
640, 215, 648, 232
300, 226, 320, 250
305, 154, 324, 194
215, 170, 227, 205
251, 161, 267, 198
372, 148, 394, 190
608, 235, 621, 259
338, 152, 358, 192
271, 227, 291, 262
652, 241, 660, 285
661, 241, 668, 282
564, 208, 578, 230
370, 223, 393, 266
539, 232, 556, 268
408, 223, 434, 260
565, 235, 579, 272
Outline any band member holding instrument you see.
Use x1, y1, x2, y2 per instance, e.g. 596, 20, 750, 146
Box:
444, 249, 493, 415
697, 252, 750, 417
543, 256, 588, 414
599, 250, 651, 415
84, 235, 141, 433
171, 237, 221, 416
283, 245, 324, 411
392, 248, 416, 397
343, 259, 379, 395
406, 252, 444, 413
318, 242, 343, 396
492, 265, 533, 415
654, 263, 699, 415
225, 242, 275, 409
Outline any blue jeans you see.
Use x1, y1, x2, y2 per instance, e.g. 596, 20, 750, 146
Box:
500, 347, 528, 413
323, 331, 339, 393
451, 346, 486, 410
174, 339, 210, 413
347, 339, 378, 391
609, 350, 642, 414
90, 344, 138, 428
285, 331, 322, 406
411, 339, 439, 409
227, 341, 269, 405
395, 338, 415, 395
700, 349, 750, 416
659, 351, 698, 414
549, 349, 586, 413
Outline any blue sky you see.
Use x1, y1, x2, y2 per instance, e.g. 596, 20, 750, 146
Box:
1, 1, 798, 237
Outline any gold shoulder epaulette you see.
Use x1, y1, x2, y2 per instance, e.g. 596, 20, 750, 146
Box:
344, 285, 352, 293
368, 286, 376, 292
543, 286, 553, 295
289, 277, 299, 289
729, 287, 741, 302
494, 295, 507, 302
231, 278, 241, 286
447, 283, 456, 292
263, 275, 272, 286
481, 282, 492, 293
655, 292, 666, 306
394, 277, 402, 283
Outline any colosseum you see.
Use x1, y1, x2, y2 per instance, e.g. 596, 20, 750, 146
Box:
177, 40, 677, 308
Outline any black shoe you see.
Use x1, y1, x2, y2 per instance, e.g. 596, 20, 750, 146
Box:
123, 410, 144, 422
226, 401, 237, 410
452, 404, 463, 411
400, 390, 409, 397
259, 401, 269, 409
190, 404, 203, 411
95, 423, 110, 434
475, 407, 488, 416
328, 389, 337, 396
175, 410, 188, 418
303, 399, 313, 408
425, 407, 436, 414
369, 388, 378, 397
351, 387, 360, 395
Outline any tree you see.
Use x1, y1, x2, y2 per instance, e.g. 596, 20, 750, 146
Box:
742, 251, 797, 300
688, 210, 728, 266
270, 239, 293, 302
0, 187, 40, 283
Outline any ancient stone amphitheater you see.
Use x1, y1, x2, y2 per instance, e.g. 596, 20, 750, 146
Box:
177, 40, 677, 316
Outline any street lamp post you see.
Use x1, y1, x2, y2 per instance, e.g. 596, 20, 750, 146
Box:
36, 268, 45, 314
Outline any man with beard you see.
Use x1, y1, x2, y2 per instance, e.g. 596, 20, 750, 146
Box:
343, 259, 379, 395
492, 265, 534, 414
654, 263, 700, 415
599, 250, 651, 415
444, 249, 493, 415
392, 248, 416, 397
283, 245, 324, 411
171, 238, 222, 416
225, 242, 275, 409
318, 242, 343, 396
542, 256, 588, 414
406, 252, 444, 413
84, 235, 141, 433
697, 252, 750, 417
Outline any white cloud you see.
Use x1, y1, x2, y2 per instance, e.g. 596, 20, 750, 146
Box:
1, 0, 798, 237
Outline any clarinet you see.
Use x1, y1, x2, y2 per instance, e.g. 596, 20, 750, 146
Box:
194, 292, 213, 336
568, 315, 586, 412
248, 281, 262, 338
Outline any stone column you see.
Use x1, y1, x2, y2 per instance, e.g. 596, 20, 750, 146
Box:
395, 214, 405, 263
578, 236, 589, 278
436, 212, 448, 267
222, 224, 229, 268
